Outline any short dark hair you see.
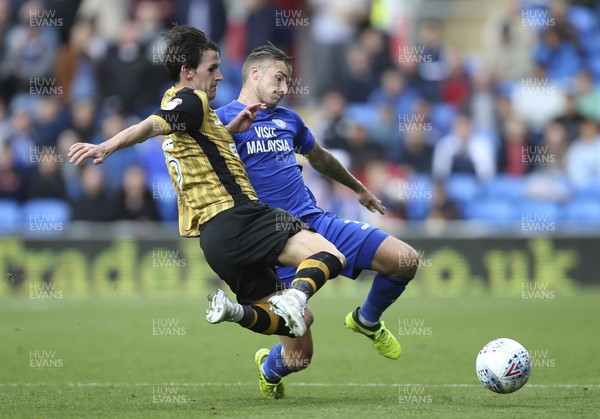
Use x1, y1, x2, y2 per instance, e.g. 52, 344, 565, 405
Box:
161, 25, 220, 82
242, 43, 292, 84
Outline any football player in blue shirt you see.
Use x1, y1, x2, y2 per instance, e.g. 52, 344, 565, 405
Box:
216, 44, 420, 399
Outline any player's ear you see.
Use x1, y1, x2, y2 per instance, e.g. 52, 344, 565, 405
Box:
182, 65, 195, 79
250, 65, 261, 81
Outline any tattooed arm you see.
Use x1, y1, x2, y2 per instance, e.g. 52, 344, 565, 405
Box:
305, 143, 385, 214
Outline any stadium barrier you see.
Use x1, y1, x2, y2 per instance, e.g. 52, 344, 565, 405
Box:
1, 224, 596, 298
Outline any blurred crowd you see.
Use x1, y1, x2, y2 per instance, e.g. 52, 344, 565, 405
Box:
1, 0, 600, 229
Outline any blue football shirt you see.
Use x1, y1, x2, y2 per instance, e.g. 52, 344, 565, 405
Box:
216, 101, 322, 219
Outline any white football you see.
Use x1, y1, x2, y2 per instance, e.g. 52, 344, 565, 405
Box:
476, 338, 532, 394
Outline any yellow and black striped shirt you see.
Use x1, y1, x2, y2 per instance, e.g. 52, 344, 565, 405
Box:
150, 87, 258, 237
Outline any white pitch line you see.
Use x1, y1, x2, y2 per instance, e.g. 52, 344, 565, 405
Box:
0, 382, 598, 389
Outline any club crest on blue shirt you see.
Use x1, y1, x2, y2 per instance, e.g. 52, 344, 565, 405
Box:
272, 119, 287, 129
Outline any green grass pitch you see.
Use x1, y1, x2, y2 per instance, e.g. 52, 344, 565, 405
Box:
1, 281, 599, 418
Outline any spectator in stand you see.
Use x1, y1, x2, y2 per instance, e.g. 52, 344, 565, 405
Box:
533, 27, 581, 87
368, 103, 402, 161
90, 112, 139, 192
497, 117, 534, 176
357, 26, 393, 81
69, 98, 96, 142
548, 0, 582, 55
317, 91, 352, 152
54, 19, 104, 105
440, 51, 471, 110
113, 165, 160, 221
512, 64, 566, 134
33, 97, 69, 147
76, 0, 128, 44
345, 123, 382, 177
414, 19, 450, 104
7, 108, 36, 167
44, 0, 81, 45
71, 164, 114, 221
132, 0, 170, 47
338, 45, 380, 103
56, 129, 81, 198
0, 142, 26, 201
135, 1, 177, 104
525, 122, 571, 202
368, 68, 418, 116
26, 149, 67, 200
574, 71, 600, 122
554, 93, 584, 142
0, 0, 17, 103
245, 0, 292, 55
482, 0, 535, 82
410, 98, 443, 145
427, 180, 461, 221
0, 0, 59, 95
0, 100, 9, 145
469, 67, 497, 135
397, 128, 434, 175
432, 112, 496, 181
566, 118, 600, 190
100, 20, 152, 115
362, 160, 406, 224
174, 0, 227, 45
308, 0, 370, 98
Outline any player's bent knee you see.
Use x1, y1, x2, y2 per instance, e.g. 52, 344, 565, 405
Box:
386, 245, 419, 279
319, 250, 345, 276
334, 250, 346, 269
399, 247, 419, 278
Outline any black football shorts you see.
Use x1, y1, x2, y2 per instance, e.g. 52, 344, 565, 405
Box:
199, 200, 310, 304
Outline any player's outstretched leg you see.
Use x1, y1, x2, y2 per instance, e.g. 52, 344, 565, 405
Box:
267, 288, 307, 335
345, 306, 400, 359
255, 348, 285, 399
290, 251, 344, 300
255, 332, 313, 399
206, 289, 311, 337
345, 237, 419, 359
268, 249, 343, 334
277, 230, 346, 302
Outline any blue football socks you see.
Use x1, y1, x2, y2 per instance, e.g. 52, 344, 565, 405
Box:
358, 273, 411, 324
261, 343, 294, 383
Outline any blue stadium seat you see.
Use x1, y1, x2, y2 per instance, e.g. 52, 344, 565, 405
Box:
403, 174, 435, 220
464, 199, 517, 225
22, 199, 71, 234
515, 200, 561, 225
0, 200, 20, 235
567, 5, 597, 36
586, 55, 600, 82
430, 103, 456, 136
344, 103, 378, 128
563, 199, 600, 224
571, 181, 600, 199
484, 175, 526, 201
146, 172, 177, 222
579, 30, 600, 56
445, 174, 481, 206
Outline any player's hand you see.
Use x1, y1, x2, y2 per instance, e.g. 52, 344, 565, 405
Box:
68, 142, 109, 166
225, 102, 266, 134
357, 187, 386, 215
